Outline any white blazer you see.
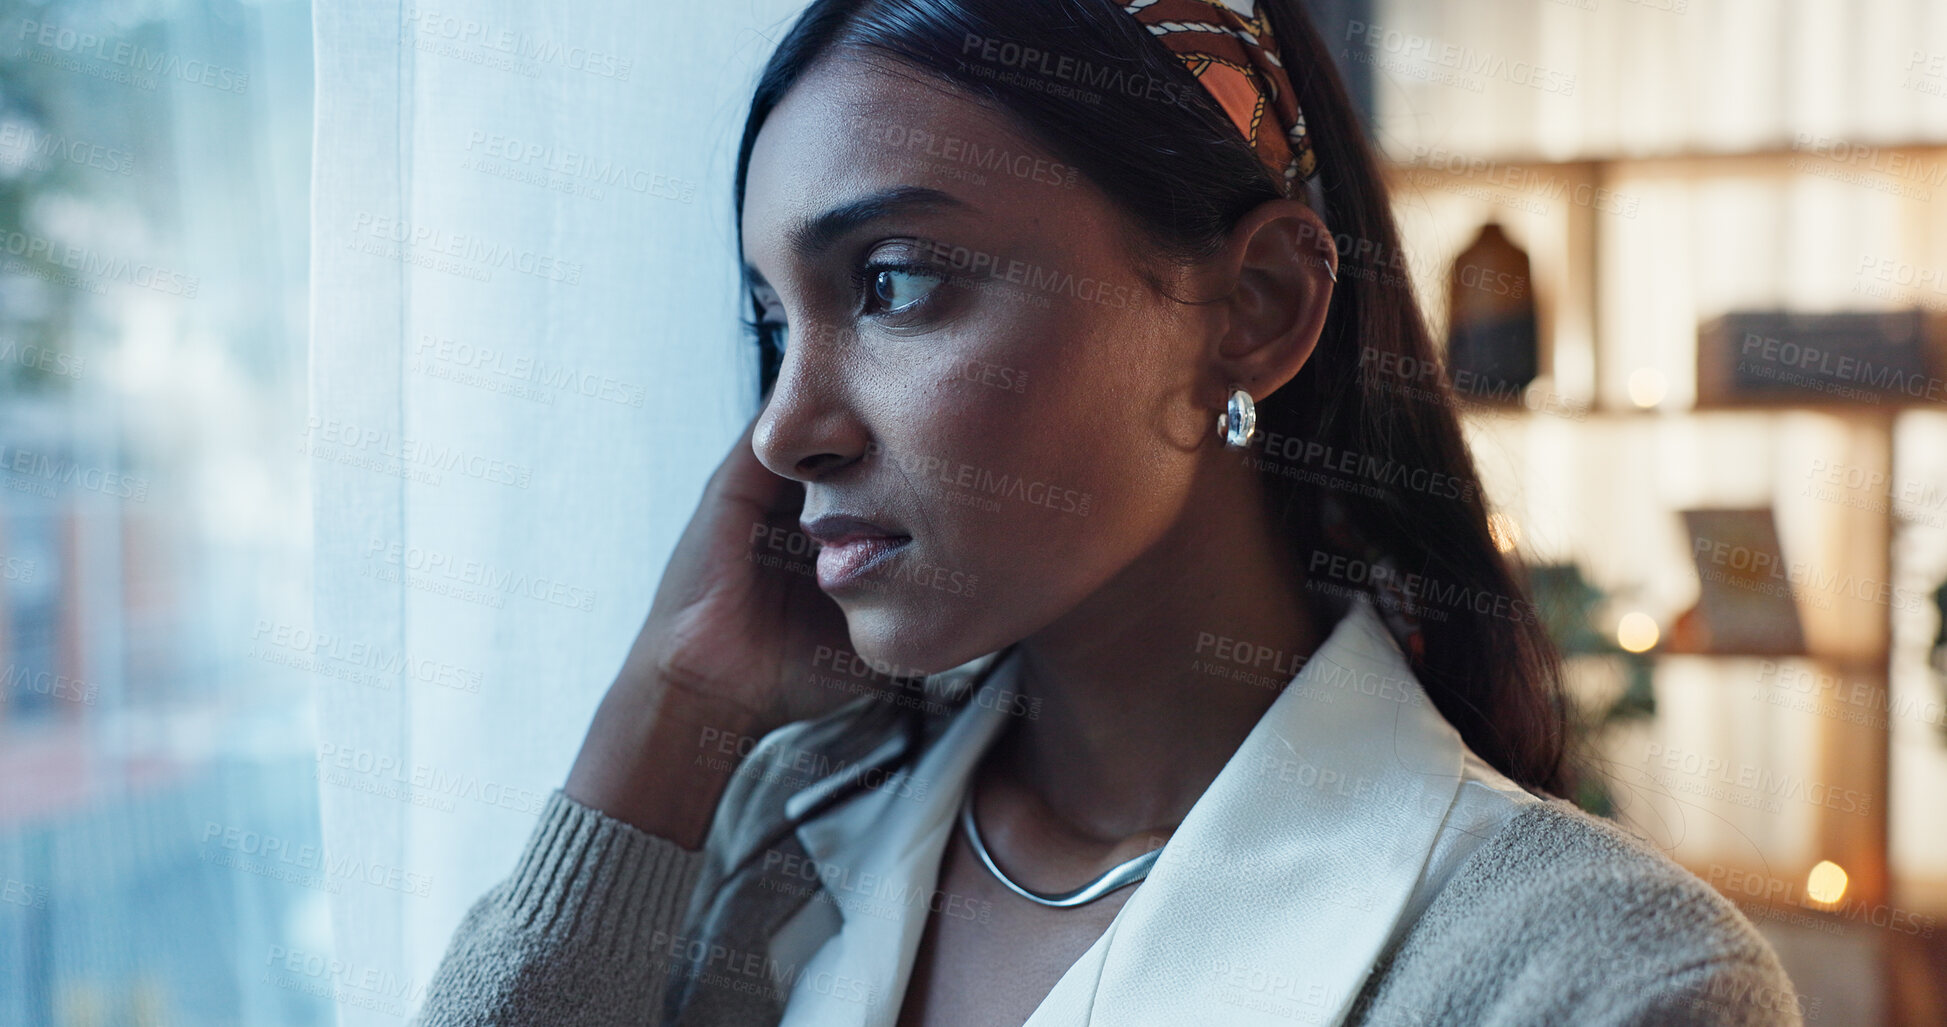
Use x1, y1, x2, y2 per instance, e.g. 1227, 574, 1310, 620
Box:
769, 594, 1539, 1026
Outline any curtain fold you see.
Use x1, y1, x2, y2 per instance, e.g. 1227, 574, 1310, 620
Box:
309, 3, 797, 1020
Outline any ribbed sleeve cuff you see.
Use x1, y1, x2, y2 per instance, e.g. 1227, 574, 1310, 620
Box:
496, 788, 709, 964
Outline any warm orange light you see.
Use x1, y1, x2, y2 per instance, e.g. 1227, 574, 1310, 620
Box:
1617, 612, 1660, 653
1806, 861, 1848, 904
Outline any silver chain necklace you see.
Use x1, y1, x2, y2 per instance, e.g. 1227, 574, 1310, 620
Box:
957, 785, 1161, 908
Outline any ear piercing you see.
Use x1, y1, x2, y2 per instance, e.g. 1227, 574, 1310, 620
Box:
1217, 385, 1256, 449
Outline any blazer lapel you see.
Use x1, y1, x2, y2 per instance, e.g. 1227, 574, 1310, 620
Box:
1024, 595, 1469, 1026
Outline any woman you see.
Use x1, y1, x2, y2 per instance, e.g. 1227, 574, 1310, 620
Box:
416, 1, 1802, 1024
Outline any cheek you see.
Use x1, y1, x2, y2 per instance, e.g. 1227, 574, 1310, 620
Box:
922, 373, 1193, 610
844, 288, 1199, 661
840, 426, 1187, 675
994, 312, 1200, 544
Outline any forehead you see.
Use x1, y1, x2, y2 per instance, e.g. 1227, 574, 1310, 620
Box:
740, 54, 1067, 270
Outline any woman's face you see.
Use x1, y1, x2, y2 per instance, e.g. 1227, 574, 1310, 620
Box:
741, 55, 1236, 677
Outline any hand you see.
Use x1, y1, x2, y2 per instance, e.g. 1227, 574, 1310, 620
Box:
566, 412, 890, 846
622, 409, 875, 731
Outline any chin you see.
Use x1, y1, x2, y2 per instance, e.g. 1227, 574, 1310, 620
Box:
839, 601, 992, 680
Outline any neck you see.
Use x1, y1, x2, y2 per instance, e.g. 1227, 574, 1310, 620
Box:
988, 456, 1324, 845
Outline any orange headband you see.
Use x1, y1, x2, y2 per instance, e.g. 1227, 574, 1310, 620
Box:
1121, 0, 1318, 198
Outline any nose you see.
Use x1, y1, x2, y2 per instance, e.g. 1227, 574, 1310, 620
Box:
751, 329, 871, 483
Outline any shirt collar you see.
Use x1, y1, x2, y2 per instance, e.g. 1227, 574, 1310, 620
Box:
781, 594, 1469, 1027
776, 655, 1016, 1025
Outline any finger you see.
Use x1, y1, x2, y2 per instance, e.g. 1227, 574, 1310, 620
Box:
706, 409, 791, 512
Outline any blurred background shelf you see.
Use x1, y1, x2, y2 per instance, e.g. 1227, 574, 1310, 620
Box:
1357, 1, 1947, 1022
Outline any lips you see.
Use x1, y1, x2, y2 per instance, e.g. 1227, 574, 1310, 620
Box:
800, 514, 912, 592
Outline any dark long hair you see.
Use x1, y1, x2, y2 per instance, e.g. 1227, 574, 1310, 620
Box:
729, 0, 1571, 797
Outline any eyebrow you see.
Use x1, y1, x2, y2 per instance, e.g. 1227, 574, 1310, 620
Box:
743, 184, 976, 290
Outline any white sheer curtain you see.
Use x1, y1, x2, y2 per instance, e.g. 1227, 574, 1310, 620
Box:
309, 2, 800, 1021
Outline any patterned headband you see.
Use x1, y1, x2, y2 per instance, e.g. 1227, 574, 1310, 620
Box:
1120, 0, 1319, 198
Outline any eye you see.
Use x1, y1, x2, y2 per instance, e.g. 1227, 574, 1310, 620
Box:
854, 261, 947, 318
739, 313, 789, 352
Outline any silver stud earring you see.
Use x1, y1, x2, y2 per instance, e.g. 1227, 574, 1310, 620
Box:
1322, 255, 1338, 283
1216, 385, 1256, 449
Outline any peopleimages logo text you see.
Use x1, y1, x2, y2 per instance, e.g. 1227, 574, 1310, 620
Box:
362, 538, 597, 612
958, 33, 1199, 110
16, 20, 249, 93
0, 228, 199, 297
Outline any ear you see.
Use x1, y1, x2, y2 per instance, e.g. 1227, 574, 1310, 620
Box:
1194, 198, 1338, 409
